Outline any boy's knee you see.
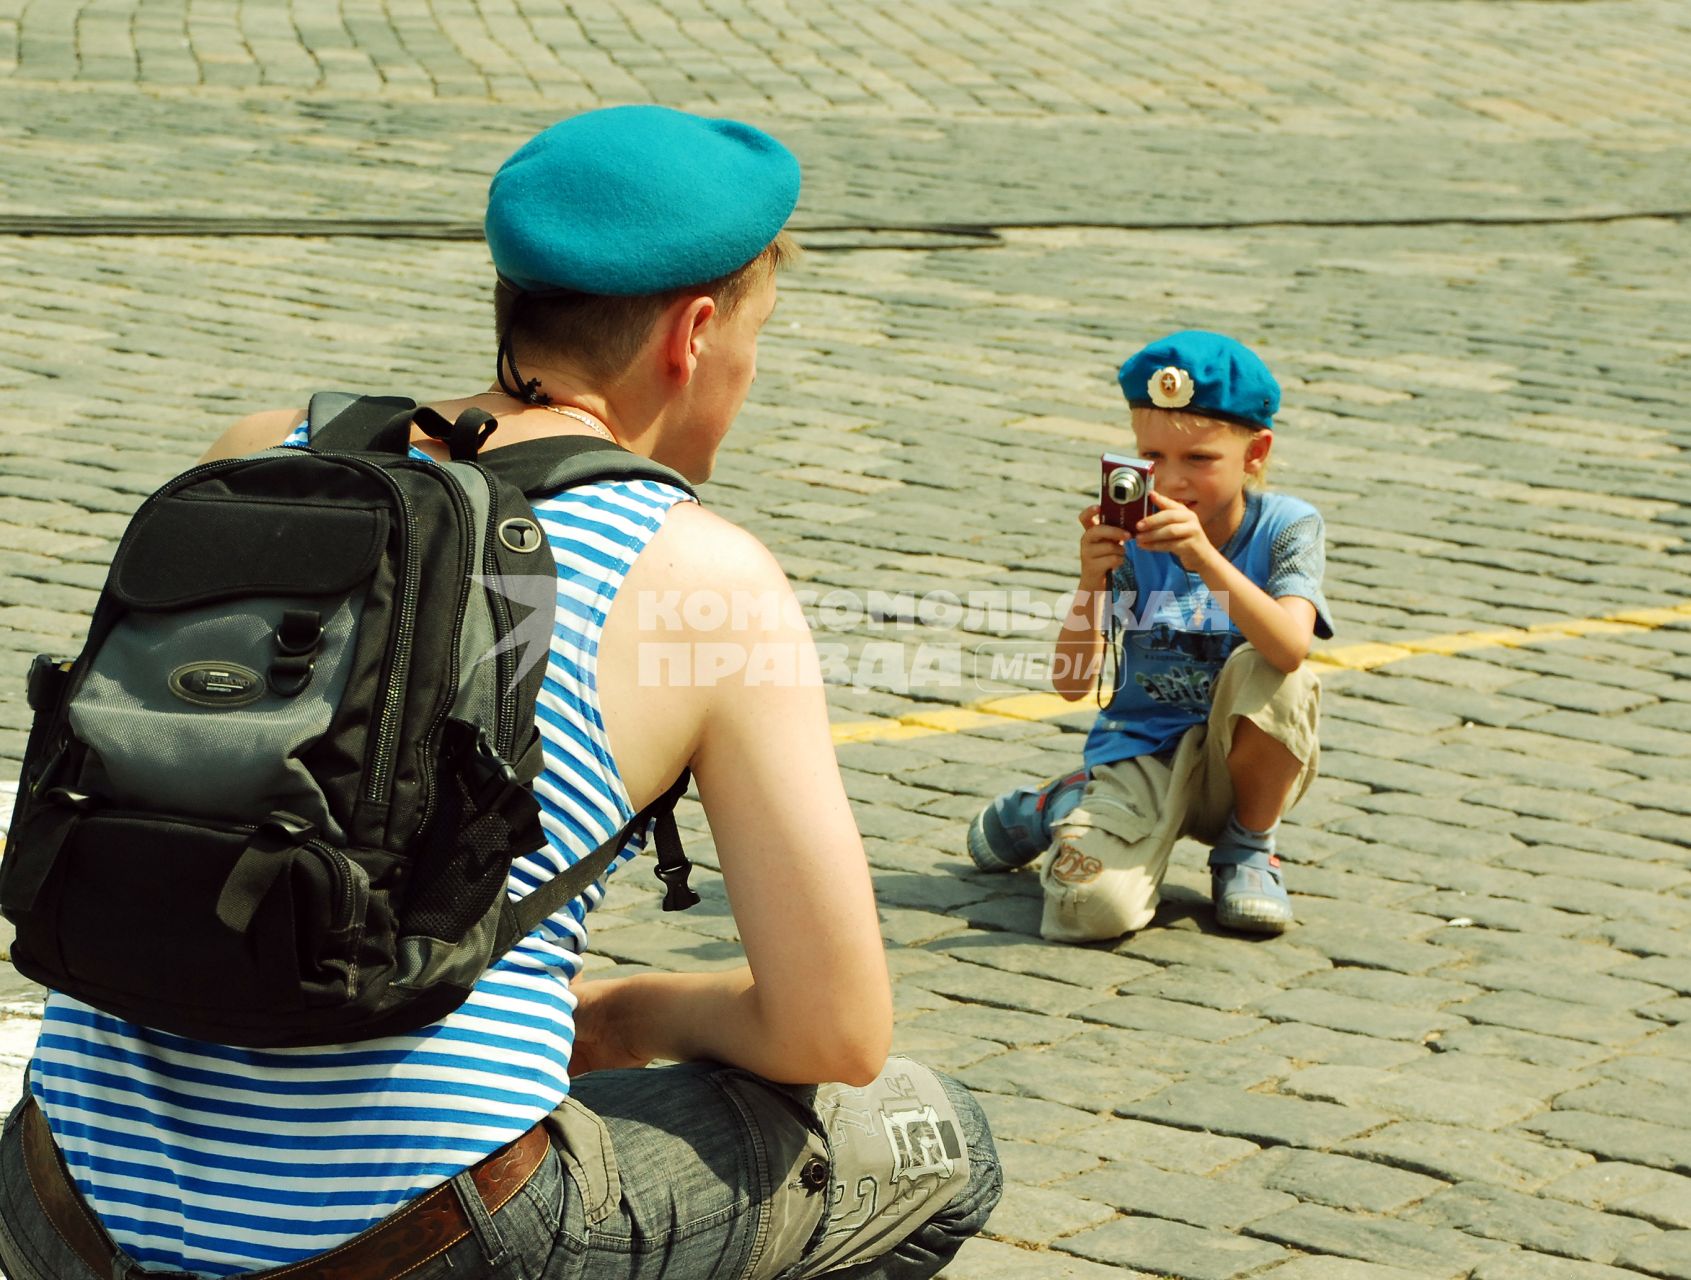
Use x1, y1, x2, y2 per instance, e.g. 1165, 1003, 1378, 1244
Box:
1216, 642, 1320, 739
1040, 836, 1160, 942
1218, 639, 1301, 683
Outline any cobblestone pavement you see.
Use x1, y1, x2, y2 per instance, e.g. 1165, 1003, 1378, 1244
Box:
3, 3, 1691, 1278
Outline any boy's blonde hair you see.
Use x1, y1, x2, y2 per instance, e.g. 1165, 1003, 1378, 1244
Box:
1130, 406, 1272, 489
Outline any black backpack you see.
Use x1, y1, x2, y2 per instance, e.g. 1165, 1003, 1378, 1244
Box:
1, 393, 700, 1047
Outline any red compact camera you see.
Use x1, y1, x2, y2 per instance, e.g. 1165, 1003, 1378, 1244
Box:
1099, 452, 1155, 529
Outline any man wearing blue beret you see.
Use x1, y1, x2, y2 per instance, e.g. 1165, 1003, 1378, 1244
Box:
3, 106, 998, 1280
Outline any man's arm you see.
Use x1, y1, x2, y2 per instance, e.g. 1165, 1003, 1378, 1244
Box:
579, 505, 893, 1086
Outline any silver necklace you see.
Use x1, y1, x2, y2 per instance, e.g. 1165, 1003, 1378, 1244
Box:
535, 402, 615, 443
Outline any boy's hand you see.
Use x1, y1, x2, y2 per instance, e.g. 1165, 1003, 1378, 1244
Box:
1078, 503, 1129, 590
1135, 492, 1214, 572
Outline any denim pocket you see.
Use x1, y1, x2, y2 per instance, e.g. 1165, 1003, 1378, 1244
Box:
709, 1072, 830, 1280
564, 1064, 762, 1279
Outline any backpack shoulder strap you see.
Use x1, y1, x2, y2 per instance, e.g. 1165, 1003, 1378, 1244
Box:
479, 436, 698, 501
306, 391, 419, 455
498, 770, 697, 954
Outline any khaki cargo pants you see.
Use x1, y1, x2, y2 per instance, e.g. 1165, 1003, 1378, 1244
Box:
1039, 644, 1321, 943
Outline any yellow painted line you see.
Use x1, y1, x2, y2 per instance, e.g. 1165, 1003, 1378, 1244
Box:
828, 599, 1691, 747
1305, 642, 1416, 672
974, 692, 1074, 722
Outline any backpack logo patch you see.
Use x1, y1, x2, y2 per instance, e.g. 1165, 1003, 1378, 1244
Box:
168, 662, 265, 708
497, 517, 544, 553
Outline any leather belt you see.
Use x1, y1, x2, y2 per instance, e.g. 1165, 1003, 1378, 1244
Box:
20, 1097, 552, 1279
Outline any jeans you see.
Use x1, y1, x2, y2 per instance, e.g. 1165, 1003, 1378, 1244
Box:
0, 1059, 1000, 1280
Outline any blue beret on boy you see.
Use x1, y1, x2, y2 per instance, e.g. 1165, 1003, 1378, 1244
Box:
1117, 330, 1281, 430
486, 105, 801, 296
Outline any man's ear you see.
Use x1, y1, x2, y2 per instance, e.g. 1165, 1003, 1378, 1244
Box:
1245, 428, 1273, 475
660, 295, 717, 387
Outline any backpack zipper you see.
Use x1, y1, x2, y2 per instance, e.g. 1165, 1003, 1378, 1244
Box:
371, 462, 474, 828
308, 838, 360, 996
474, 467, 519, 757
364, 481, 417, 806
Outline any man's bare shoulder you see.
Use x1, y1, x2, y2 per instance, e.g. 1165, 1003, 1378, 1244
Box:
198, 408, 307, 463
647, 500, 789, 592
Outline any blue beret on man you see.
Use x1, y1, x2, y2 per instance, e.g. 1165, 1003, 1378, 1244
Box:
1117, 330, 1281, 430
485, 105, 801, 296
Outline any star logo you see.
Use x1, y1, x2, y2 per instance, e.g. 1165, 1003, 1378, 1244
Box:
471, 573, 558, 688
1148, 365, 1196, 408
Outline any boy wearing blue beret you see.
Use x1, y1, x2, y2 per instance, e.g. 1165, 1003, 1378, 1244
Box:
968, 331, 1331, 942
9, 107, 999, 1280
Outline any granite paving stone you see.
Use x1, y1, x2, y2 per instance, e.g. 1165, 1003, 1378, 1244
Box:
922, 934, 1161, 991
1239, 1023, 1429, 1071
1230, 1148, 1447, 1216
955, 1048, 1169, 1112
904, 1003, 1086, 1051
993, 1139, 1106, 1189
1061, 1160, 1298, 1231
1119, 965, 1285, 1013
1116, 1082, 1390, 1149
1522, 1113, 1691, 1177
1469, 1256, 1664, 1280
974, 1092, 1104, 1146
1453, 992, 1660, 1047
1282, 925, 1452, 976
1613, 1232, 1691, 1280
1446, 964, 1677, 1012
1416, 1025, 1625, 1072
1054, 1117, 1260, 1179
1244, 1202, 1511, 1274
981, 1182, 1118, 1249
902, 960, 1101, 1017
1429, 927, 1638, 973
1338, 1122, 1594, 1191
942, 1237, 1143, 1280
1057, 1215, 1291, 1280
1299, 969, 1483, 1009
1076, 995, 1270, 1044
1061, 1025, 1293, 1091
1411, 1181, 1661, 1264
1553, 1083, 1691, 1132
1249, 989, 1467, 1043
1280, 1064, 1547, 1130
1408, 894, 1596, 936
1545, 1164, 1691, 1232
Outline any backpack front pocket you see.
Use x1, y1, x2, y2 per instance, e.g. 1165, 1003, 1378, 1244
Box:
7, 809, 371, 1039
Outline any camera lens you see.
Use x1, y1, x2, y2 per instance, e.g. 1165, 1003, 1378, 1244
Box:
1107, 469, 1145, 503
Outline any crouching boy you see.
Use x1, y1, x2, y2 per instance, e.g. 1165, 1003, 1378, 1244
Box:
969, 331, 1332, 943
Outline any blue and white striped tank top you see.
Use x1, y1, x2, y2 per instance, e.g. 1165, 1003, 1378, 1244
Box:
28, 423, 694, 1275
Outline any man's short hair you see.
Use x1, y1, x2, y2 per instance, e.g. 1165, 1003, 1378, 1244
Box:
494, 231, 800, 383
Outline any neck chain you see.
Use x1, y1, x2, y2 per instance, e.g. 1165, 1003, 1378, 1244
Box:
532, 401, 616, 443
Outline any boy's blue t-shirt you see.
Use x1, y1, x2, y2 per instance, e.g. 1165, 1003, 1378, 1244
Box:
1084, 489, 1333, 771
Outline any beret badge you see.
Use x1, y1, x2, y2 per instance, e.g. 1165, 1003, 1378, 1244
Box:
1148, 366, 1195, 409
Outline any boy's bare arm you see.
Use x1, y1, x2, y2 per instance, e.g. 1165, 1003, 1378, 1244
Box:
1135, 491, 1316, 672
1194, 555, 1316, 672
1055, 504, 1127, 701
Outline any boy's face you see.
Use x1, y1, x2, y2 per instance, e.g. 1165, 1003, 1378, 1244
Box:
1130, 408, 1271, 544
